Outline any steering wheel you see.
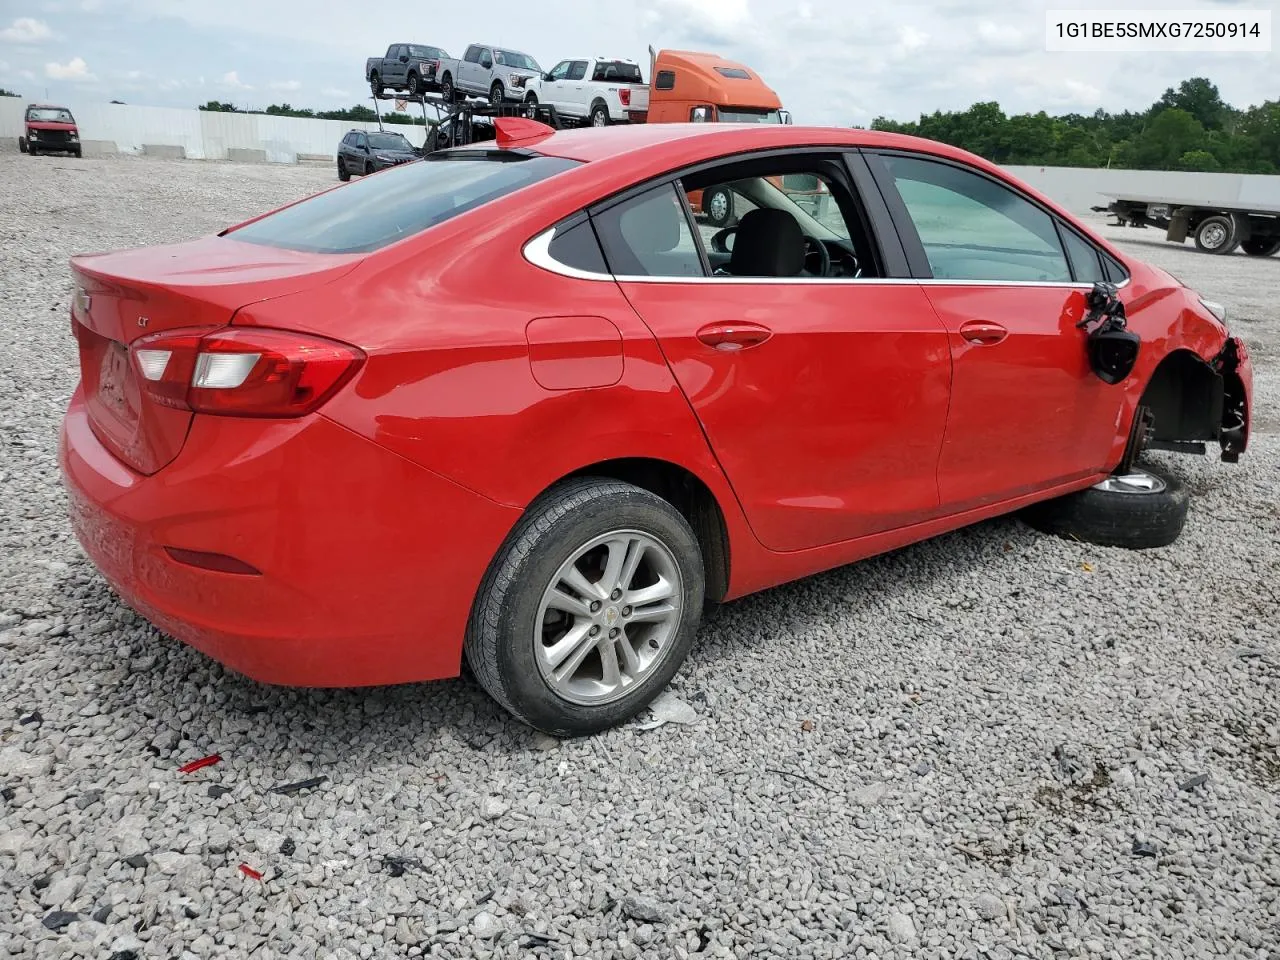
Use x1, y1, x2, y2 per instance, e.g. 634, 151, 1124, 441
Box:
710, 226, 737, 255
802, 235, 831, 277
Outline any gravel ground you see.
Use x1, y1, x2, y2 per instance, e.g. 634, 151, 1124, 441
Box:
1, 153, 1277, 960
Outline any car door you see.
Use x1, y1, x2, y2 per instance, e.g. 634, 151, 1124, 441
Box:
385, 45, 405, 85
867, 151, 1122, 512
587, 154, 953, 553
461, 45, 482, 92
564, 60, 590, 116
541, 60, 573, 111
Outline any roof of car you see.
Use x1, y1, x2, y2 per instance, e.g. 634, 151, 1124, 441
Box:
530, 122, 961, 164
28, 103, 72, 110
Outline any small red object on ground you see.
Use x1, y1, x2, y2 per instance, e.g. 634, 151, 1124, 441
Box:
178, 754, 222, 774
239, 864, 263, 881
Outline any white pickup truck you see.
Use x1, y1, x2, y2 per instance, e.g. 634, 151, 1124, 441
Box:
523, 57, 650, 126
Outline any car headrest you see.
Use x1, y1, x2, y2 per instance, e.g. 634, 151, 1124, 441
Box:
729, 208, 806, 277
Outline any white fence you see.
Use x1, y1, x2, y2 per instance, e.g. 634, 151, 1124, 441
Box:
0, 97, 428, 163
5, 96, 1280, 212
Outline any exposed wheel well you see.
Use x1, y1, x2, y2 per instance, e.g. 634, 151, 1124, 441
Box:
1140, 349, 1224, 442
562, 458, 730, 603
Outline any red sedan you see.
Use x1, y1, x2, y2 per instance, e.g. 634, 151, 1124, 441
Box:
60, 120, 1252, 735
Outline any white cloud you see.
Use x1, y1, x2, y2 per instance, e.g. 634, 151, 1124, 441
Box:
220, 70, 252, 90
0, 17, 53, 43
269, 79, 301, 92
45, 56, 95, 81
320, 87, 351, 99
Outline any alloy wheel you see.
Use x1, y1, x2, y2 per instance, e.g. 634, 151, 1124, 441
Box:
534, 530, 683, 706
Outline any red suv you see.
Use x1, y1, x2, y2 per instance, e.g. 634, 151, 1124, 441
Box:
59, 120, 1251, 736
21, 103, 82, 157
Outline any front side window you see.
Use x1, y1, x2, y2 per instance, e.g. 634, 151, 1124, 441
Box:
230, 155, 579, 255
883, 155, 1071, 282
592, 184, 704, 278
547, 60, 572, 81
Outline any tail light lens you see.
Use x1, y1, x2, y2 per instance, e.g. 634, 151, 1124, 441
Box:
131, 327, 364, 418
619, 88, 631, 106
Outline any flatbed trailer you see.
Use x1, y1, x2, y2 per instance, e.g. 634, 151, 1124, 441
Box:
1092, 192, 1280, 257
368, 89, 561, 151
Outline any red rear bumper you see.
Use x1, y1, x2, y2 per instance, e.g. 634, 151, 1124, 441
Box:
59, 388, 520, 687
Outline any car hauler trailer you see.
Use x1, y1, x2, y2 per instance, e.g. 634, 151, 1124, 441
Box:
1093, 193, 1280, 257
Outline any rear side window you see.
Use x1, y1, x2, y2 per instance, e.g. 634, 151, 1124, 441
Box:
1060, 226, 1105, 283
231, 155, 579, 254
567, 61, 588, 81
655, 70, 675, 90
592, 184, 704, 278
464, 46, 481, 63
593, 61, 643, 83
547, 219, 608, 274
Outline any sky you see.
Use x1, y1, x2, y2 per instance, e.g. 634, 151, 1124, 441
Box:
0, 0, 1275, 125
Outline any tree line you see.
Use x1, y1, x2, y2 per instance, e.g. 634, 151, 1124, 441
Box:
198, 101, 433, 127
871, 78, 1280, 174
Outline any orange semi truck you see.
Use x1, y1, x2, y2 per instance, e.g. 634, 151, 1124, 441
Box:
626, 48, 802, 226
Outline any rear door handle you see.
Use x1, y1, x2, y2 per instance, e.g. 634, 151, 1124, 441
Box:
696, 321, 772, 351
959, 319, 1008, 345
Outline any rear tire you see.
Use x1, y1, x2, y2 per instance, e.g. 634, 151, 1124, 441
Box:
465, 478, 705, 737
1194, 215, 1237, 255
18, 137, 26, 153
1242, 237, 1280, 257
441, 73, 455, 102
1020, 464, 1188, 549
589, 100, 610, 127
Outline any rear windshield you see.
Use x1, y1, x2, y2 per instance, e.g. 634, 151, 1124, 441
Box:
230, 155, 579, 254
593, 61, 643, 83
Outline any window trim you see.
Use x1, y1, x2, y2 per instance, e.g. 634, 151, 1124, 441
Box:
655, 70, 675, 90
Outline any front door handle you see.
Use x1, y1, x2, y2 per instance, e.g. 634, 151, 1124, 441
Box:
959, 319, 1008, 345
696, 321, 772, 351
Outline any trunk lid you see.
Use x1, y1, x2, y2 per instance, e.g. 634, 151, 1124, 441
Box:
70, 235, 364, 475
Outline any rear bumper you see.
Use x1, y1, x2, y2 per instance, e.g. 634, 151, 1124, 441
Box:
59, 388, 520, 687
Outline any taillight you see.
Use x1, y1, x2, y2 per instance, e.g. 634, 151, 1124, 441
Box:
619, 88, 631, 106
131, 327, 364, 418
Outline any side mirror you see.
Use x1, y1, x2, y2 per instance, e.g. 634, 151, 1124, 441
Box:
481, 58, 493, 69
1078, 281, 1140, 384
543, 72, 553, 81
690, 105, 712, 122
399, 55, 409, 63
779, 110, 793, 125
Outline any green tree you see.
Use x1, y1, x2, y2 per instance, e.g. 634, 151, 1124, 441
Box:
198, 101, 239, 112
1156, 77, 1228, 131
1132, 109, 1204, 168
0, 88, 20, 98
1177, 149, 1220, 171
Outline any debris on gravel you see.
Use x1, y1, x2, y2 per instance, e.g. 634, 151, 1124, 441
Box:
1, 152, 1277, 959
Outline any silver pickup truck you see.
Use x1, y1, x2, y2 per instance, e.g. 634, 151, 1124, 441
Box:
435, 43, 543, 105
366, 43, 450, 97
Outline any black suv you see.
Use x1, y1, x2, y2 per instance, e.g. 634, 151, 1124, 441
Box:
337, 129, 420, 181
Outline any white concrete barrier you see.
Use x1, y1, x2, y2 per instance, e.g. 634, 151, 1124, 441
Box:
0, 97, 428, 163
